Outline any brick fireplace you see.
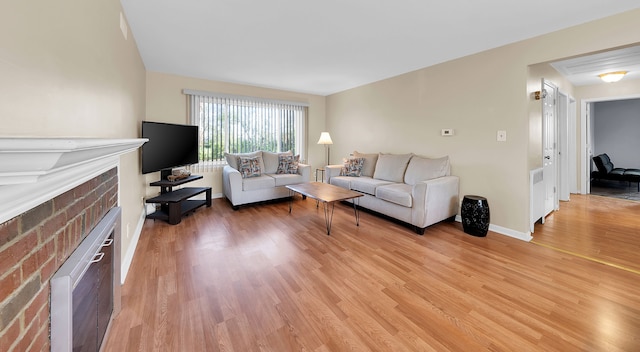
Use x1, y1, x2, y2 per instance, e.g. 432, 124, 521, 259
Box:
0, 169, 118, 351
0, 138, 145, 352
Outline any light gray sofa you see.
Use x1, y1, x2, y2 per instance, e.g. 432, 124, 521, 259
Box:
223, 150, 310, 209
325, 151, 459, 234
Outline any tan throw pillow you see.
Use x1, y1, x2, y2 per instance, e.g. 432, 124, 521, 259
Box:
404, 156, 451, 185
373, 153, 413, 182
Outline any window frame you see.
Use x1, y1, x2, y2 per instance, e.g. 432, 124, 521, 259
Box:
184, 89, 308, 171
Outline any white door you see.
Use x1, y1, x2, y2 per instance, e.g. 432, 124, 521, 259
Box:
542, 80, 558, 217
558, 91, 570, 201
569, 97, 577, 194
583, 102, 593, 194
580, 101, 592, 194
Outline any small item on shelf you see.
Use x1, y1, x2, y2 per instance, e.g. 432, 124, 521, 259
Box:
167, 169, 191, 181
167, 174, 189, 182
172, 168, 191, 176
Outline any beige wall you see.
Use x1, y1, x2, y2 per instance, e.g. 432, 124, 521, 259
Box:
575, 77, 640, 100
326, 9, 640, 235
575, 76, 640, 107
1, 1, 147, 264
527, 63, 576, 170
2, 0, 639, 243
144, 72, 327, 195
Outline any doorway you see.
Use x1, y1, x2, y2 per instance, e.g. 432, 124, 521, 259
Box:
580, 95, 640, 195
542, 79, 558, 217
539, 80, 576, 226
558, 90, 574, 201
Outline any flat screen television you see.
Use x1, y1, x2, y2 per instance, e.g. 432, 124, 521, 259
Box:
141, 121, 199, 176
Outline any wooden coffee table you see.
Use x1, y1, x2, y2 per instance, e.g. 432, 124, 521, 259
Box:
286, 182, 364, 235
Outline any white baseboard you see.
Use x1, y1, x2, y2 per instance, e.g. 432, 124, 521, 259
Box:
489, 223, 533, 242
121, 206, 145, 284
454, 215, 532, 242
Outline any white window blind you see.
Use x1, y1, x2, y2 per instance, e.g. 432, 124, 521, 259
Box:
184, 90, 307, 172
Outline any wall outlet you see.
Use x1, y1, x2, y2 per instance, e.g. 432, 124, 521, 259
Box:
441, 129, 454, 136
497, 130, 507, 142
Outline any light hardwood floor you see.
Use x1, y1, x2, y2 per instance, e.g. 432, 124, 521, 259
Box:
103, 195, 640, 351
532, 194, 640, 274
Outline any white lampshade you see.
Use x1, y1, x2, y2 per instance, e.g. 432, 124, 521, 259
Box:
598, 71, 627, 83
317, 132, 333, 145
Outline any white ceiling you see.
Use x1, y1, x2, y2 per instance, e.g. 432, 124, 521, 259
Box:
551, 45, 640, 86
120, 0, 640, 96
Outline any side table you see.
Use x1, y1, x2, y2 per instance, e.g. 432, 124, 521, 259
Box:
461, 195, 490, 237
315, 168, 325, 182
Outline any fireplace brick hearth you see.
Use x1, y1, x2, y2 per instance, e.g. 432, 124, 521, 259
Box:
0, 168, 118, 352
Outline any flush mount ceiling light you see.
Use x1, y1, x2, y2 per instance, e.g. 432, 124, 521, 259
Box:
598, 71, 628, 83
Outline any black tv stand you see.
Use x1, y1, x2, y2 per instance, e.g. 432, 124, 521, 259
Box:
145, 174, 211, 225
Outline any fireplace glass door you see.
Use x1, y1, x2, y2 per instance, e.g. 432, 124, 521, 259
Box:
71, 232, 114, 352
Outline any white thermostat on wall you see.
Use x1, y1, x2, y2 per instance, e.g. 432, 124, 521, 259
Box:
441, 129, 454, 136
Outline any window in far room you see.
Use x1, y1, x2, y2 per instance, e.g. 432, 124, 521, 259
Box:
184, 90, 307, 171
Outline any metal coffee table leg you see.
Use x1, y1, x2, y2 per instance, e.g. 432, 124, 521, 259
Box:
322, 202, 335, 235
353, 198, 360, 226
288, 189, 293, 213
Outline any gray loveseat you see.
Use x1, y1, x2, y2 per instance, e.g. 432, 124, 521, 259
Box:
325, 151, 459, 234
223, 150, 310, 209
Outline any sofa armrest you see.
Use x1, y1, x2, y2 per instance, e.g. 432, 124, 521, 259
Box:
297, 163, 311, 181
411, 175, 459, 228
222, 165, 243, 205
325, 165, 342, 183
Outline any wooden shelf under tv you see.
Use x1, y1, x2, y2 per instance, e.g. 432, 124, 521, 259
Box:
150, 174, 203, 194
146, 175, 211, 225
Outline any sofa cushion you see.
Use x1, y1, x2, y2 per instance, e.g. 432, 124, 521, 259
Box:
623, 169, 640, 182
237, 156, 262, 178
373, 153, 413, 182
330, 176, 352, 190
610, 169, 625, 177
593, 154, 613, 174
276, 154, 300, 174
242, 175, 275, 191
271, 173, 305, 187
375, 183, 413, 208
263, 150, 292, 174
225, 151, 264, 171
349, 177, 392, 195
353, 151, 378, 177
341, 157, 364, 177
404, 156, 451, 185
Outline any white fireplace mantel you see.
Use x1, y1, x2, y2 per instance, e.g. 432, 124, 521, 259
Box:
0, 138, 147, 224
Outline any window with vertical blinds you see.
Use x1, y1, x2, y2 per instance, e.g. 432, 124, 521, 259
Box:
184, 90, 307, 172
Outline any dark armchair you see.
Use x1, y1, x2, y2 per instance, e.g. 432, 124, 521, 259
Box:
591, 153, 640, 191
